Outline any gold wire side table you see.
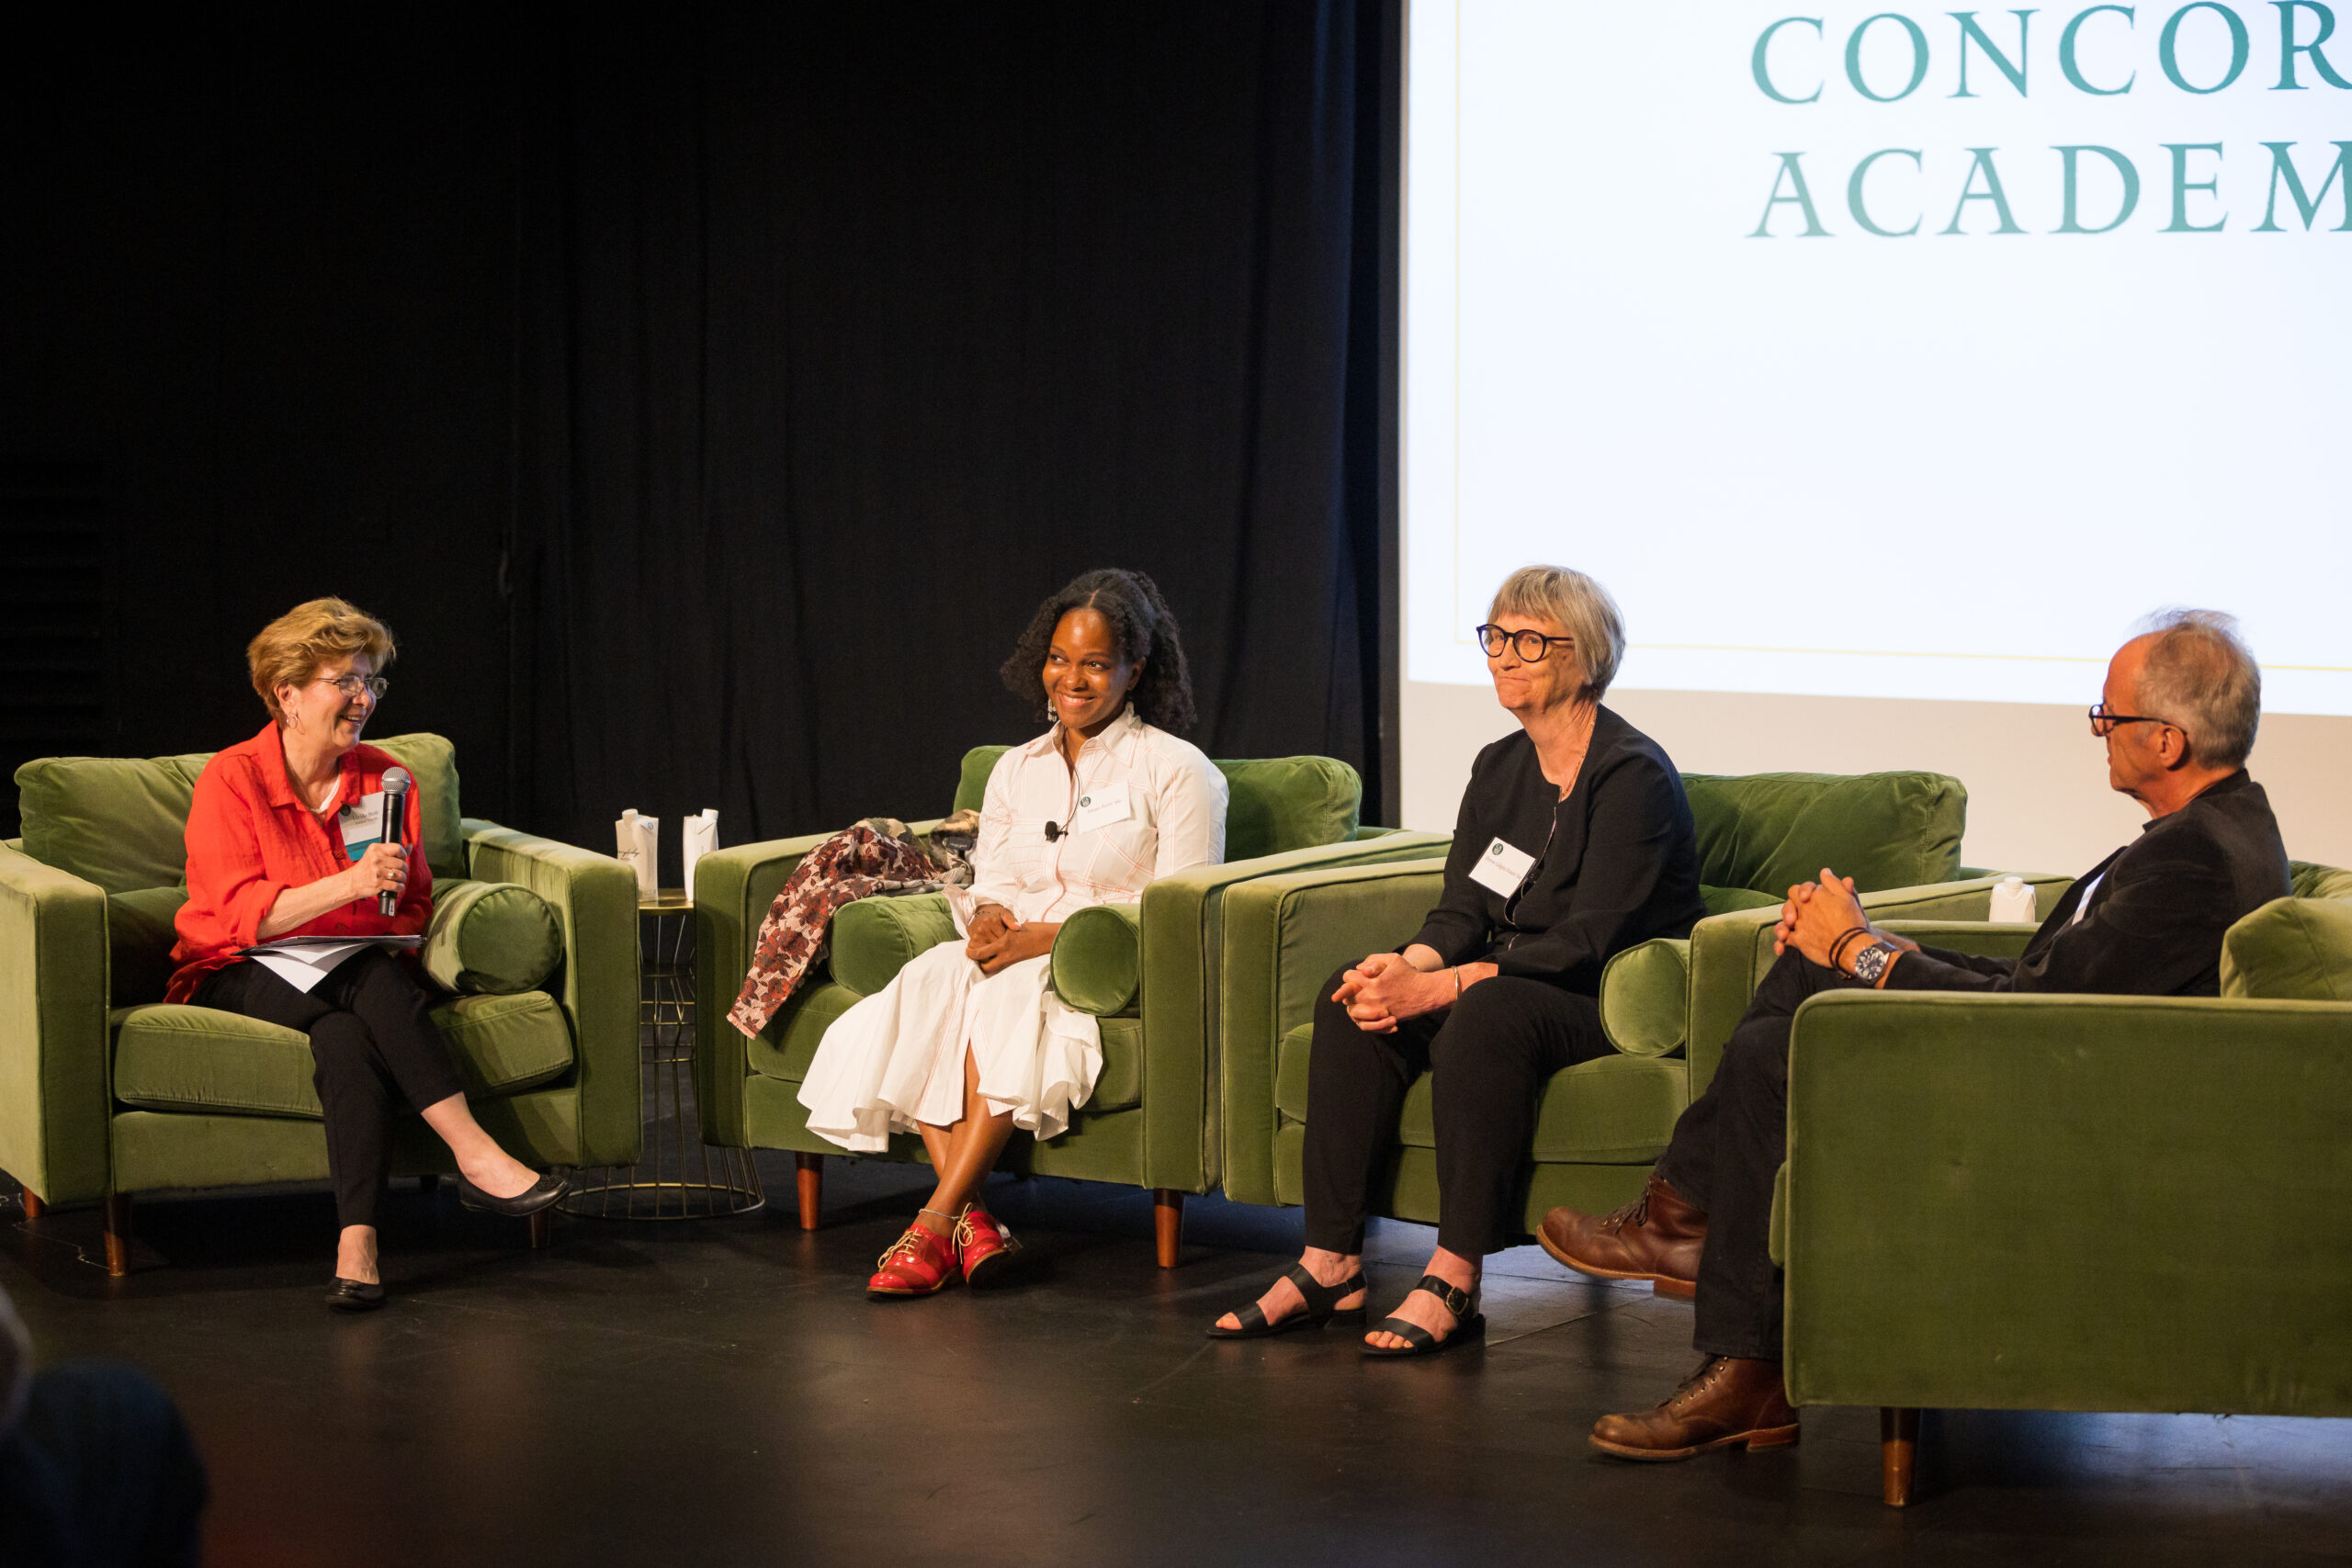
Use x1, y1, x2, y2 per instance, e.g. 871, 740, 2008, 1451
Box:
560, 887, 765, 1220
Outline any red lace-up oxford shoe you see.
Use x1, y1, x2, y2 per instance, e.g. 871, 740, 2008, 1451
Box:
866, 1224, 957, 1298
955, 1206, 1023, 1287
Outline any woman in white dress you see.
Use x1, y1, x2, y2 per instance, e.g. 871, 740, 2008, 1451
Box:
797, 569, 1227, 1298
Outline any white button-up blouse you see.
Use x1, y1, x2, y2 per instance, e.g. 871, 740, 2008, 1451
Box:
967, 707, 1228, 925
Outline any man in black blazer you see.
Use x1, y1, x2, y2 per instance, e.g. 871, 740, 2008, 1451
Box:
1540, 609, 2293, 1461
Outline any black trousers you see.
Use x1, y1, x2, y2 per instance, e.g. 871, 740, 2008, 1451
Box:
0, 1361, 208, 1568
1657, 946, 1870, 1362
1301, 964, 1613, 1258
198, 950, 467, 1229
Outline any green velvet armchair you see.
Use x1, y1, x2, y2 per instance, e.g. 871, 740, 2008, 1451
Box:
1778, 860, 2352, 1506
0, 733, 640, 1272
692, 746, 1447, 1264
1216, 771, 2067, 1238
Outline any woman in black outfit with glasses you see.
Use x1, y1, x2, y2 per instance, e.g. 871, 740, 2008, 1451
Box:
1209, 565, 1705, 1356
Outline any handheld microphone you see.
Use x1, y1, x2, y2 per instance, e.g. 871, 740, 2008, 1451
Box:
1043, 821, 1062, 842
377, 767, 412, 916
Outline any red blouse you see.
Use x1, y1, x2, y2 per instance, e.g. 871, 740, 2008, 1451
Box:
167, 723, 433, 1003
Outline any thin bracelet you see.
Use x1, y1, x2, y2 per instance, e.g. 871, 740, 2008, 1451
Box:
1451, 966, 1463, 1000
1826, 926, 1873, 973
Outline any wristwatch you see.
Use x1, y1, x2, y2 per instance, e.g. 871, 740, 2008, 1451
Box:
1850, 941, 1898, 985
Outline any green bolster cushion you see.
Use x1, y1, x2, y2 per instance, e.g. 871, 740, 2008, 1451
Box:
2222, 897, 2352, 1002
1051, 903, 1141, 1016
424, 881, 563, 996
831, 894, 960, 998
2289, 860, 2352, 901
1600, 938, 1690, 1056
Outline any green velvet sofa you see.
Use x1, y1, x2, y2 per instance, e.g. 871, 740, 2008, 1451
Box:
1, 733, 640, 1272
693, 746, 1448, 1264
1778, 860, 2352, 1506
1215, 771, 2069, 1239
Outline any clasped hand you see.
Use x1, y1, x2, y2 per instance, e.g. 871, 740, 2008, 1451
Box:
965, 904, 1057, 976
1330, 950, 1452, 1035
1774, 867, 1870, 968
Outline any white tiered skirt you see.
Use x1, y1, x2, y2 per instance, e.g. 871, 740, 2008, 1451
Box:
796, 940, 1102, 1154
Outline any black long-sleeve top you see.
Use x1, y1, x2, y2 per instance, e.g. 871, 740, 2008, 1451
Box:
1887, 769, 2290, 997
1410, 707, 1707, 994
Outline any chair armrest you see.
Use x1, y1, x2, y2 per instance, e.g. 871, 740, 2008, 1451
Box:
1781, 989, 2352, 1413
462, 819, 640, 1166
0, 844, 113, 1203
1054, 902, 1140, 1015
1682, 873, 2076, 1094
1136, 831, 1453, 1193
1871, 919, 2040, 961
1215, 857, 1450, 1203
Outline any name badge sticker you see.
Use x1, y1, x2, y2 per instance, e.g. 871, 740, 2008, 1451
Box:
1067, 782, 1134, 835
1468, 835, 1538, 898
339, 793, 390, 863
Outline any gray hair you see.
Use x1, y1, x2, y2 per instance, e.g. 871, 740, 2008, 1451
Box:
2133, 608, 2261, 770
1489, 565, 1626, 701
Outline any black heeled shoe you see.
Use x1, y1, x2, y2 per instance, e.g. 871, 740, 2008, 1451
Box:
1361, 1273, 1485, 1358
326, 1277, 386, 1313
1206, 1262, 1369, 1339
453, 1168, 571, 1217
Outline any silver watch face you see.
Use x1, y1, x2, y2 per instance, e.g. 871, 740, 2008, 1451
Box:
1852, 942, 1893, 983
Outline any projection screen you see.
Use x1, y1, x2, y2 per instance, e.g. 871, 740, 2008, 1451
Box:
1400, 0, 2352, 870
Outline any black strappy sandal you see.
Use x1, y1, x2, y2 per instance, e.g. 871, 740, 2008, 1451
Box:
1361, 1273, 1486, 1358
1206, 1262, 1369, 1339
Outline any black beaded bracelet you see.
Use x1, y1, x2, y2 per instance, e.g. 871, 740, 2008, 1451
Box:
1826, 925, 1873, 973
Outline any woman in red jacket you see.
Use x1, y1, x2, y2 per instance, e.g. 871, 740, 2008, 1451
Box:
171, 598, 566, 1312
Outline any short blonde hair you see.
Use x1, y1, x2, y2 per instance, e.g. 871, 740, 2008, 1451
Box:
1488, 565, 1626, 701
248, 598, 397, 722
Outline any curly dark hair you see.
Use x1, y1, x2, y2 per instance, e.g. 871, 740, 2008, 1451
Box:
1000, 568, 1198, 733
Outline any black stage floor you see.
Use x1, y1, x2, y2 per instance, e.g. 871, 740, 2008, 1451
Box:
5, 1161, 2348, 1567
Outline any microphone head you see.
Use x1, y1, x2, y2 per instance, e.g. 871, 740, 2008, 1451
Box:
381, 767, 413, 796
1043, 821, 1061, 842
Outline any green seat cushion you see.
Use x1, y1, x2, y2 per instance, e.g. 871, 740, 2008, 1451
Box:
1274, 1022, 1685, 1164
108, 886, 189, 1008
1682, 770, 1965, 896
2222, 897, 2352, 1002
423, 879, 563, 996
14, 730, 466, 890
948, 745, 1361, 861
747, 981, 1143, 1114
747, 982, 861, 1082
112, 990, 572, 1117
16, 753, 210, 894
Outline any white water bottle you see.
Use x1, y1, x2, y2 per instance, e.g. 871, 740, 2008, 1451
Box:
616, 809, 660, 900
1988, 874, 2037, 923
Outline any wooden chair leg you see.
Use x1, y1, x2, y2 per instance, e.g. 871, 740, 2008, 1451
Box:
1881, 1407, 1921, 1506
526, 1208, 551, 1250
795, 1154, 823, 1232
102, 1192, 133, 1278
17, 1187, 42, 1219
1152, 1189, 1182, 1269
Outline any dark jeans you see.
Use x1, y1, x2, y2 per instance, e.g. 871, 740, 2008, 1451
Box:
1302, 964, 1613, 1258
1657, 946, 1871, 1362
0, 1362, 208, 1567
198, 949, 467, 1229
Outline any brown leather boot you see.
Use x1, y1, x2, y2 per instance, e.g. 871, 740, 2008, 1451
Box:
1536, 1172, 1704, 1299
1589, 1357, 1797, 1461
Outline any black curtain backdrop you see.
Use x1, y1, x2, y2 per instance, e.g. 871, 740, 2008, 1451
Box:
1, 4, 1396, 857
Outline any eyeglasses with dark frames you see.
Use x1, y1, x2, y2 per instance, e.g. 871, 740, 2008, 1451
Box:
1476, 624, 1577, 663
2086, 702, 2173, 738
